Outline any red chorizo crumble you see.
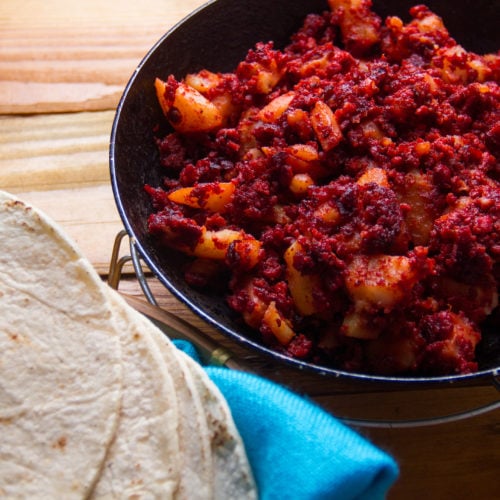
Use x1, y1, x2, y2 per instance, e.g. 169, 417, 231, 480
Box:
147, 0, 499, 376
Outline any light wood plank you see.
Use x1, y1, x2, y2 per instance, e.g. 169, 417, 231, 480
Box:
0, 0, 206, 113
0, 82, 125, 114
0, 112, 114, 191
0, 0, 205, 29
0, 111, 124, 273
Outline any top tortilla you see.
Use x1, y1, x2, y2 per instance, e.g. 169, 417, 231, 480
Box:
0, 191, 123, 498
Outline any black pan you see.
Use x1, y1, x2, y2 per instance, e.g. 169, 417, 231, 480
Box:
110, 0, 500, 385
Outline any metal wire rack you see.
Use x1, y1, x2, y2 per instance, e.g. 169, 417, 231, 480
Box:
108, 229, 500, 428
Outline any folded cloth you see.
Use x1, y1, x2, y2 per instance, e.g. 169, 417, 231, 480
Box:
173, 340, 399, 500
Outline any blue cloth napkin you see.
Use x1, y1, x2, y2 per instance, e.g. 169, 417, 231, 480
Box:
173, 340, 399, 500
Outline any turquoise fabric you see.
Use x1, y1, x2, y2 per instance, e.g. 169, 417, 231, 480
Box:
173, 339, 399, 500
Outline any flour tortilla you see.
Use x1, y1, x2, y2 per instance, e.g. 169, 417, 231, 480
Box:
0, 190, 256, 499
98, 288, 257, 500
140, 309, 214, 500
90, 293, 181, 499
0, 191, 123, 498
178, 351, 257, 500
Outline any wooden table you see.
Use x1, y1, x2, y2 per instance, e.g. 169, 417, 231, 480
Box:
1, 1, 499, 498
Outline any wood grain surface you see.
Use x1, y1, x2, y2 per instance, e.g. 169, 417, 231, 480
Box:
1, 1, 499, 498
0, 0, 206, 113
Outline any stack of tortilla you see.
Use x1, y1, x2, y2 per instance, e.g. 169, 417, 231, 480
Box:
0, 191, 256, 499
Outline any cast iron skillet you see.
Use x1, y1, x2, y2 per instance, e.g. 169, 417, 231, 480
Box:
110, 0, 500, 385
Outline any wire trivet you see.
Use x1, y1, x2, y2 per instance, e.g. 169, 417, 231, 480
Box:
108, 230, 500, 428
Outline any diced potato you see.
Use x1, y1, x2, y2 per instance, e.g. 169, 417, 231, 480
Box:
167, 182, 235, 212
286, 108, 308, 125
192, 228, 244, 260
442, 313, 481, 358
260, 146, 276, 158
386, 15, 403, 31
341, 308, 381, 339
241, 280, 268, 329
284, 240, 321, 315
345, 254, 417, 310
328, 0, 380, 52
413, 11, 446, 33
257, 92, 295, 123
271, 204, 291, 224
297, 53, 331, 77
185, 71, 239, 124
361, 121, 384, 140
184, 70, 222, 93
189, 227, 262, 268
155, 78, 223, 133
310, 100, 342, 151
237, 108, 260, 157
287, 144, 319, 164
262, 301, 296, 345
155, 77, 171, 116
396, 170, 435, 246
211, 93, 238, 124
422, 312, 481, 370
285, 143, 329, 179
357, 167, 389, 188
313, 203, 341, 225
423, 73, 438, 92
255, 59, 281, 94
289, 173, 314, 195
229, 238, 262, 270
414, 141, 431, 156
438, 46, 469, 84
243, 147, 265, 160
467, 58, 491, 82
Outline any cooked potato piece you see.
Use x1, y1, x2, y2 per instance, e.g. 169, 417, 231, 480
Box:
183, 227, 262, 267
155, 78, 223, 133
192, 228, 244, 260
257, 92, 296, 123
240, 280, 268, 329
357, 167, 389, 188
262, 301, 296, 345
285, 144, 329, 179
168, 182, 235, 212
184, 69, 222, 93
313, 203, 341, 225
310, 100, 342, 151
254, 59, 281, 94
341, 308, 381, 339
228, 238, 262, 270
289, 173, 314, 195
345, 254, 418, 310
395, 170, 436, 246
284, 240, 321, 315
328, 0, 380, 53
